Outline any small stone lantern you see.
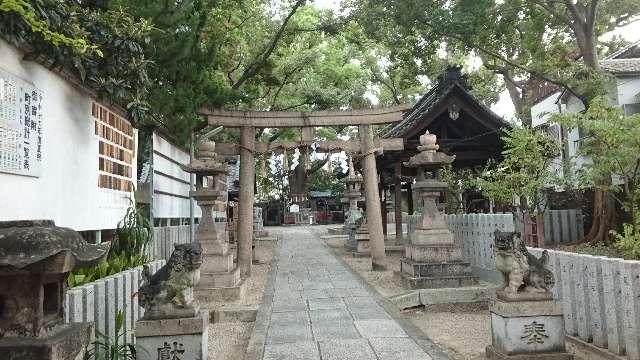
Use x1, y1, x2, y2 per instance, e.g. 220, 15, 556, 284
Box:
0, 220, 110, 360
342, 157, 369, 254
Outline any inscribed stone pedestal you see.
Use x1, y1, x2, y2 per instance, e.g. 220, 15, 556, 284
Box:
486, 299, 573, 360
135, 312, 208, 360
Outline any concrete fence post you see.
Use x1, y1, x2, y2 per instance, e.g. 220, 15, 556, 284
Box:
601, 258, 626, 355
621, 260, 640, 359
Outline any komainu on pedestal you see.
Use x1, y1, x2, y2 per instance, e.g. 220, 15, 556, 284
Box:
486, 230, 573, 360
139, 242, 203, 320
136, 243, 209, 360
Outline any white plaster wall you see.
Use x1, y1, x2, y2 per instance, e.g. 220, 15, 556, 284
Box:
531, 91, 561, 127
616, 76, 640, 106
0, 38, 137, 231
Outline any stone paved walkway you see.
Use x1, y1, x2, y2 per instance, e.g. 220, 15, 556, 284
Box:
249, 227, 450, 360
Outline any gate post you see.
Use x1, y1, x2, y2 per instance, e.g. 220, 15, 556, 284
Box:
238, 126, 255, 278
359, 125, 387, 270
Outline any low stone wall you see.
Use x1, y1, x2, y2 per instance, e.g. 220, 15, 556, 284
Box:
433, 213, 640, 359
150, 225, 191, 261
527, 248, 640, 359
64, 260, 165, 343
445, 213, 514, 284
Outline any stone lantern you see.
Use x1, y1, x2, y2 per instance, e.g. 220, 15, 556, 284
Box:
0, 220, 110, 359
181, 141, 241, 302
399, 131, 478, 288
342, 157, 369, 255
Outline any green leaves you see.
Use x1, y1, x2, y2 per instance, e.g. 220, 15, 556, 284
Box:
477, 126, 561, 212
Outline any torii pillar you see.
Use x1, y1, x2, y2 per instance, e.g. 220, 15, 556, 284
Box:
237, 126, 255, 279
359, 125, 386, 270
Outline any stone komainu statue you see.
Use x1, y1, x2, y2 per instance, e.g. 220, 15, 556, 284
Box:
492, 230, 555, 299
139, 242, 202, 320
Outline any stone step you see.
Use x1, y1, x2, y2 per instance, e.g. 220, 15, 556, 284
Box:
405, 243, 463, 262
388, 284, 497, 310
400, 258, 472, 277
395, 271, 480, 289
195, 282, 243, 303
199, 267, 241, 288
208, 306, 258, 323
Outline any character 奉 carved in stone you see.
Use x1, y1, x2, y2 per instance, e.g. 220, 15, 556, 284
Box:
139, 243, 203, 320
493, 230, 555, 300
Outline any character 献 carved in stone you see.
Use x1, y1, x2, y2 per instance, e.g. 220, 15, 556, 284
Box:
139, 243, 202, 320
492, 230, 555, 299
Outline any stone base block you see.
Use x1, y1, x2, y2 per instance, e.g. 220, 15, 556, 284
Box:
395, 271, 479, 289
486, 345, 573, 360
356, 238, 370, 254
199, 266, 241, 288
135, 312, 208, 360
400, 257, 470, 277
328, 227, 349, 235
409, 229, 454, 245
254, 230, 269, 238
0, 323, 92, 360
210, 306, 258, 323
405, 244, 463, 262
201, 252, 234, 273
200, 240, 229, 257
490, 299, 569, 357
196, 282, 243, 303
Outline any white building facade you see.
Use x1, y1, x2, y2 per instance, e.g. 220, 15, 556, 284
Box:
530, 42, 640, 179
0, 37, 138, 232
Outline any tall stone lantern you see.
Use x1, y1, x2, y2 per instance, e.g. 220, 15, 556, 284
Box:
0, 220, 110, 359
399, 131, 478, 288
181, 141, 241, 302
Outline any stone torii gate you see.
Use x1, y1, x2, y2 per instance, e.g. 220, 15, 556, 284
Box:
199, 104, 411, 274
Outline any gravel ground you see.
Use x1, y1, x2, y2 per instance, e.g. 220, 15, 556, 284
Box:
407, 308, 491, 360
204, 243, 275, 360
207, 322, 253, 360
329, 238, 492, 359
330, 245, 406, 297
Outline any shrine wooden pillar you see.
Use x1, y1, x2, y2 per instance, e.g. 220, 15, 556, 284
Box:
394, 162, 403, 242
406, 183, 414, 215
381, 183, 388, 236
237, 126, 255, 279
359, 124, 386, 270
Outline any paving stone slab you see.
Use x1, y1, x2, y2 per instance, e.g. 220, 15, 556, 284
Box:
324, 288, 354, 298
348, 305, 392, 321
269, 311, 309, 325
308, 297, 347, 310
318, 339, 378, 360
302, 289, 330, 299
344, 296, 379, 308
311, 321, 362, 341
310, 309, 353, 323
353, 319, 408, 338
263, 341, 320, 360
267, 323, 313, 344
303, 281, 335, 290
369, 338, 433, 360
272, 298, 307, 313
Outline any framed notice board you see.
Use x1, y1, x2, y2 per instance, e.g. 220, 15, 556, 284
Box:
0, 69, 43, 177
